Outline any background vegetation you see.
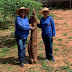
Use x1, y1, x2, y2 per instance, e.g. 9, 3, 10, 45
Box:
0, 0, 42, 29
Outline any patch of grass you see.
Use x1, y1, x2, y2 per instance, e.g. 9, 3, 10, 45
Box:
65, 41, 68, 43
60, 65, 72, 72
5, 66, 15, 71
71, 64, 72, 66
68, 37, 72, 39
55, 65, 72, 72
54, 48, 59, 51
25, 66, 39, 72
54, 52, 57, 55
16, 67, 19, 70
0, 47, 9, 53
64, 23, 68, 25
38, 47, 44, 51
53, 42, 57, 46
0, 48, 9, 58
63, 33, 68, 36
11, 45, 17, 49
38, 41, 44, 45
39, 53, 44, 58
57, 38, 62, 41
65, 61, 69, 64
40, 60, 54, 72
0, 53, 6, 58
61, 52, 65, 55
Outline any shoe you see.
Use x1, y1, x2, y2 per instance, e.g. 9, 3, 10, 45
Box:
44, 58, 48, 61
51, 59, 55, 62
23, 60, 29, 64
20, 62, 24, 67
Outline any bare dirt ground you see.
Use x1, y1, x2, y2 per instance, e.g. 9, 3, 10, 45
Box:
0, 9, 72, 72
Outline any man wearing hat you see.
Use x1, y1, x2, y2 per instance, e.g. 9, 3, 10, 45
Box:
15, 7, 35, 67
37, 7, 56, 62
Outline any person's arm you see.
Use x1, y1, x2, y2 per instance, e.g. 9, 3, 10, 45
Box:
16, 17, 31, 30
51, 17, 56, 37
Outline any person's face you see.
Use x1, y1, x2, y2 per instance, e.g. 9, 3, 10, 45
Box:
43, 11, 49, 16
19, 10, 26, 17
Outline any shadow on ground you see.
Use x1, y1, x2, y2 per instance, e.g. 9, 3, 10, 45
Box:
0, 56, 45, 65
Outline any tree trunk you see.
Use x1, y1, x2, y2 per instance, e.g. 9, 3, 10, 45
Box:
28, 9, 37, 63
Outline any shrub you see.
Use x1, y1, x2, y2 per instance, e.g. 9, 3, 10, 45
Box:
0, 0, 43, 29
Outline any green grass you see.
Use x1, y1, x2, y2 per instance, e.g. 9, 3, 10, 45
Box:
25, 66, 40, 72
65, 41, 68, 43
40, 60, 54, 72
68, 37, 72, 39
53, 42, 57, 46
0, 47, 10, 57
5, 66, 15, 72
0, 47, 9, 53
65, 61, 69, 64
38, 47, 44, 51
38, 41, 44, 45
60, 65, 72, 72
63, 23, 68, 25
63, 33, 68, 36
55, 65, 72, 72
57, 38, 62, 41
54, 48, 59, 51
39, 53, 44, 58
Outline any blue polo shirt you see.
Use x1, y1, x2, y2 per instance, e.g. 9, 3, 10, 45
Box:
37, 16, 56, 37
15, 16, 31, 39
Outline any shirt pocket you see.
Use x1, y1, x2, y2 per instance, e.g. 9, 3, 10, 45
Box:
47, 23, 50, 26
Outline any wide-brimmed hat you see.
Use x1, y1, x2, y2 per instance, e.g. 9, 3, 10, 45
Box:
39, 7, 49, 15
16, 7, 29, 15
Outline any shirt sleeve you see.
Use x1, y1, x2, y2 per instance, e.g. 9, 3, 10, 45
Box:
16, 17, 31, 30
51, 17, 56, 36
37, 19, 42, 28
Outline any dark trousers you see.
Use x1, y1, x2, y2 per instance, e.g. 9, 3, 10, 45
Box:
16, 36, 27, 62
42, 36, 54, 60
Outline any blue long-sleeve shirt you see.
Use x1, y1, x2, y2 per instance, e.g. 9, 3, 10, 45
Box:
15, 16, 31, 39
37, 16, 56, 37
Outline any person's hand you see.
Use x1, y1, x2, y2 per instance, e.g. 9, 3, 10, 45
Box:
31, 27, 35, 30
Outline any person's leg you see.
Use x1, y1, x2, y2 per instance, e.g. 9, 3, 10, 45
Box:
16, 38, 24, 67
22, 39, 29, 64
47, 36, 54, 60
42, 36, 54, 61
42, 36, 49, 59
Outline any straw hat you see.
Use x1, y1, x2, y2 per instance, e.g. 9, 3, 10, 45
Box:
16, 7, 29, 15
39, 7, 49, 15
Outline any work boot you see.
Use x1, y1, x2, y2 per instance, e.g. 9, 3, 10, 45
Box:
20, 62, 24, 67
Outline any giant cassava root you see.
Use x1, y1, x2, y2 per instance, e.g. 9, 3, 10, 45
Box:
28, 9, 37, 63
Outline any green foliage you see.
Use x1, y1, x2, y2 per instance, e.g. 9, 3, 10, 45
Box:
0, 47, 9, 53
57, 38, 62, 41
0, 0, 42, 29
40, 60, 54, 72
63, 33, 68, 36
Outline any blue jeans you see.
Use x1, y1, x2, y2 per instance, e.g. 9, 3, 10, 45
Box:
42, 36, 54, 60
16, 36, 27, 62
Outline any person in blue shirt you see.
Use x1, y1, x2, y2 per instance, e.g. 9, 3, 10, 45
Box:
15, 7, 35, 67
37, 7, 56, 62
